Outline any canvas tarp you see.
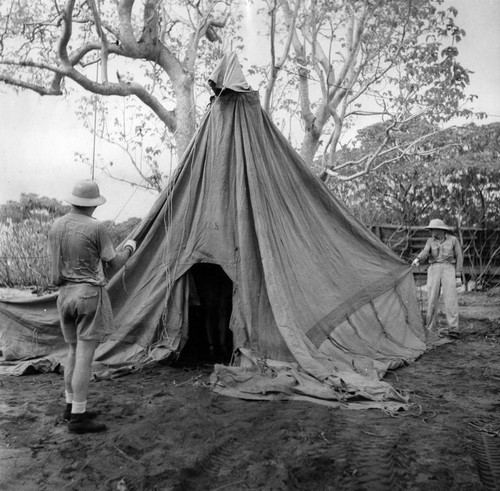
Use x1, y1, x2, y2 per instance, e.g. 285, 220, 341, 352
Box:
0, 53, 427, 409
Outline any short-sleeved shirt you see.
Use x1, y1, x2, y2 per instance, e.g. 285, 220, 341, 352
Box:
48, 212, 116, 286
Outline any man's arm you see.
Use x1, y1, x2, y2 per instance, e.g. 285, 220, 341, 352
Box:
106, 240, 136, 275
412, 238, 431, 266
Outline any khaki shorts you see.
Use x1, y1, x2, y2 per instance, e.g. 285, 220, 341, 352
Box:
57, 283, 114, 343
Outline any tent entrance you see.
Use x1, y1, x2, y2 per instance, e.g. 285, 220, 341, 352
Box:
180, 263, 233, 364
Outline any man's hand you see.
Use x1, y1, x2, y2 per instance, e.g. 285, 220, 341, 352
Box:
124, 239, 137, 255
411, 258, 420, 267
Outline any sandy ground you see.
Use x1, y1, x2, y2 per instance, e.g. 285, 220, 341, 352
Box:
1, 291, 500, 490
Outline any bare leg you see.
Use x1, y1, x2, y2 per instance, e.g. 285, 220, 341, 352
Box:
64, 343, 77, 395
72, 339, 99, 403
66, 339, 107, 433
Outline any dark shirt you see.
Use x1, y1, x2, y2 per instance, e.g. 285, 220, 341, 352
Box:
48, 212, 116, 286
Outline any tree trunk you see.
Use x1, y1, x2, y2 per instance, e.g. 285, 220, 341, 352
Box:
173, 79, 197, 160
299, 102, 329, 166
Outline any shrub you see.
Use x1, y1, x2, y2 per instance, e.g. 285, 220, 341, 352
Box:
0, 194, 141, 288
0, 220, 51, 288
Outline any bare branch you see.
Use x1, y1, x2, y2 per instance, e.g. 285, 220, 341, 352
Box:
87, 0, 110, 82
347, 1, 411, 107
99, 166, 162, 192
263, 0, 298, 114
184, 1, 230, 71
0, 73, 62, 95
93, 135, 163, 192
324, 123, 456, 181
0, 58, 67, 74
57, 0, 77, 67
328, 3, 367, 107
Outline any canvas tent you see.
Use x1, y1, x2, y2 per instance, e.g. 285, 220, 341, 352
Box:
0, 53, 427, 410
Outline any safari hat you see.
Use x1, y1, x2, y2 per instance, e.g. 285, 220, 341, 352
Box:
64, 179, 106, 207
425, 218, 452, 231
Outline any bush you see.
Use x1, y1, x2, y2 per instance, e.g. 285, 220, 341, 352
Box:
0, 220, 51, 288
0, 194, 141, 289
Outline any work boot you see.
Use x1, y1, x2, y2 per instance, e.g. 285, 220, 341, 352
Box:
62, 404, 100, 422
68, 413, 107, 434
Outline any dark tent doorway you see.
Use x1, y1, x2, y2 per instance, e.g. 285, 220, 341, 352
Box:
179, 263, 233, 364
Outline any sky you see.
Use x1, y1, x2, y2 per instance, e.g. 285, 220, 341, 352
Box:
0, 0, 499, 222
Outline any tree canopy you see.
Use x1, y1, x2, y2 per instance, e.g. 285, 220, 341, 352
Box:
0, 193, 69, 223
331, 121, 500, 229
0, 0, 479, 190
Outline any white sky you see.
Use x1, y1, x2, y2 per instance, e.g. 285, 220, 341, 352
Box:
0, 0, 499, 222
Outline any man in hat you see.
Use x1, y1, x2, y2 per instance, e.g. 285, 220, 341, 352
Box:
48, 179, 137, 434
412, 219, 463, 336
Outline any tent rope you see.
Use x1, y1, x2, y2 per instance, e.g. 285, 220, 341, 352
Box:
112, 85, 206, 224
91, 62, 99, 181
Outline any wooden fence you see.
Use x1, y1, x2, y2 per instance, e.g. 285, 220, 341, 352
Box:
371, 225, 500, 284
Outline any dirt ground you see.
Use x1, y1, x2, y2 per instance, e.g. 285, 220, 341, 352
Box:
1, 291, 499, 491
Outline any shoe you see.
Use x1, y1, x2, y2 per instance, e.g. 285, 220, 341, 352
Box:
68, 415, 107, 434
62, 406, 100, 422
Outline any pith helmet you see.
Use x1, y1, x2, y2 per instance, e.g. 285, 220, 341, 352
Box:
64, 180, 106, 207
425, 218, 452, 232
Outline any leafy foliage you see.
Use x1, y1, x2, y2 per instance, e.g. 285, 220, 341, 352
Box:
250, 0, 478, 180
0, 195, 140, 287
330, 121, 500, 230
0, 0, 478, 188
324, 122, 500, 282
0, 0, 238, 190
0, 194, 69, 224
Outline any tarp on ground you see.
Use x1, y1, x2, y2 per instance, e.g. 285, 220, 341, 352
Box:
0, 53, 427, 410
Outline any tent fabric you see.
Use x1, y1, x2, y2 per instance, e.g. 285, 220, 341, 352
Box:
0, 293, 63, 361
208, 51, 251, 92
0, 54, 427, 408
210, 349, 409, 412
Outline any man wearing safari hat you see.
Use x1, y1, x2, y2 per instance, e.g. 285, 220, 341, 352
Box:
48, 179, 136, 434
412, 218, 463, 336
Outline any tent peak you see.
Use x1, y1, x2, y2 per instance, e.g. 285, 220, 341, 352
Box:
208, 52, 251, 94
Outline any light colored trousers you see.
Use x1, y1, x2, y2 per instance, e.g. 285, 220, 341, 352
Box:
426, 263, 459, 331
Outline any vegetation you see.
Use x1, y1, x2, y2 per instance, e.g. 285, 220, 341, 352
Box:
329, 122, 500, 285
329, 122, 500, 228
1, 122, 499, 288
0, 1, 496, 287
0, 195, 139, 288
0, 0, 476, 190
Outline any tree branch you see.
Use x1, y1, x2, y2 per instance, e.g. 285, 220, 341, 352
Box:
87, 0, 110, 82
324, 124, 455, 181
0, 73, 63, 95
263, 0, 298, 114
57, 0, 77, 67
